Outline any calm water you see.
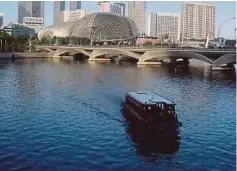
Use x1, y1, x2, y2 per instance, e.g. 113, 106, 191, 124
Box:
0, 59, 236, 170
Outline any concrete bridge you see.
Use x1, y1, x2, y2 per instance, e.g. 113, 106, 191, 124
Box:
36, 45, 236, 66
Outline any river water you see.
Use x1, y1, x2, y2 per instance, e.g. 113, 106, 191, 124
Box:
0, 59, 236, 170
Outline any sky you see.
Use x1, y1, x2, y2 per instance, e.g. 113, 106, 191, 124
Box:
0, 1, 236, 39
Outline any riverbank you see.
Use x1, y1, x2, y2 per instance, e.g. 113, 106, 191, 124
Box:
0, 52, 52, 60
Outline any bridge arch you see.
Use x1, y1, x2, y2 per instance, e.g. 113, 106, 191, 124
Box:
53, 49, 71, 56
69, 49, 91, 57
140, 51, 213, 64
89, 48, 140, 60
36, 47, 55, 54
213, 54, 236, 66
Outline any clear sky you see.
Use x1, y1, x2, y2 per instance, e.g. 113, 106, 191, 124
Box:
0, 1, 236, 38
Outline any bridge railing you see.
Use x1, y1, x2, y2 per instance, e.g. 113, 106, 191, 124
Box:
36, 45, 236, 52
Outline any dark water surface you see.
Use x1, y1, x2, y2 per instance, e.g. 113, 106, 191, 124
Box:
0, 59, 236, 170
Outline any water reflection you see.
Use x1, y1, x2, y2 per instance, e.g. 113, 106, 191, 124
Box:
122, 111, 180, 159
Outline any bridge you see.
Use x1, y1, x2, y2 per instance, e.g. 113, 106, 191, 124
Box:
36, 45, 236, 66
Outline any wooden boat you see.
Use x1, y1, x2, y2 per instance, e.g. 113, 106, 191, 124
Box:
121, 91, 181, 133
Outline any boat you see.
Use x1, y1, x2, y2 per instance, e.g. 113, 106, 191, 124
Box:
121, 91, 181, 134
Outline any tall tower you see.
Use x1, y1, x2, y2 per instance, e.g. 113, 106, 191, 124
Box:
148, 13, 180, 40
181, 1, 216, 40
70, 1, 81, 11
114, 3, 126, 16
99, 2, 110, 13
54, 1, 65, 24
18, 1, 44, 24
128, 1, 146, 35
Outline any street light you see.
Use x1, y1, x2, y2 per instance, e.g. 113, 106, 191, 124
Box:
89, 26, 101, 46
217, 17, 235, 40
28, 30, 33, 52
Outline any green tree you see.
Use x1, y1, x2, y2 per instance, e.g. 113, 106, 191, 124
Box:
144, 42, 153, 47
164, 33, 169, 39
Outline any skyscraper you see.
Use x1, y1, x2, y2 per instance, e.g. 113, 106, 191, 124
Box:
148, 13, 180, 41
181, 1, 216, 40
100, 2, 110, 13
18, 1, 44, 24
70, 1, 81, 11
99, 2, 125, 16
114, 3, 126, 16
0, 13, 3, 28
54, 1, 65, 24
128, 1, 146, 35
62, 9, 92, 22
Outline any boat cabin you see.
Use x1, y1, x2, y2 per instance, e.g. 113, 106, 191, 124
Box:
125, 91, 178, 122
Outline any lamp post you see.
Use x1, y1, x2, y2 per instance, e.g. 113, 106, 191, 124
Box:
217, 17, 235, 44
90, 26, 100, 46
28, 30, 33, 52
234, 27, 236, 41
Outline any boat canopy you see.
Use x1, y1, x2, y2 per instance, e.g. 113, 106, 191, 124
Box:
127, 91, 175, 105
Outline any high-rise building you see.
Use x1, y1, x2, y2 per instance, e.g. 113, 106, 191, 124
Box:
100, 2, 110, 13
110, 4, 123, 15
54, 1, 66, 24
3, 23, 35, 36
100, 2, 125, 16
62, 9, 92, 22
114, 3, 126, 16
0, 13, 3, 28
181, 1, 216, 40
70, 1, 81, 11
148, 13, 180, 41
18, 1, 44, 24
128, 1, 146, 35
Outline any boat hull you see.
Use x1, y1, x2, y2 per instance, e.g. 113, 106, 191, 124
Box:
121, 102, 181, 136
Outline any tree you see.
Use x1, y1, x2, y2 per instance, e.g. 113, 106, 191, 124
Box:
0, 29, 9, 38
144, 42, 153, 47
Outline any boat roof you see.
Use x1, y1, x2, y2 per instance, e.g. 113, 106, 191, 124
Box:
127, 91, 175, 105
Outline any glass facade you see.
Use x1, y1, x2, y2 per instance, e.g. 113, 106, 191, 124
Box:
3, 24, 35, 36
70, 1, 81, 11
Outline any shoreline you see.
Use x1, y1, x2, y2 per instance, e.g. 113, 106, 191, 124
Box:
0, 52, 52, 60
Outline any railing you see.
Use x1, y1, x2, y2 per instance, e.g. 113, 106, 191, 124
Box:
36, 45, 236, 52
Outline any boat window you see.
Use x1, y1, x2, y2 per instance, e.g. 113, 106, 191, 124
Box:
148, 106, 151, 110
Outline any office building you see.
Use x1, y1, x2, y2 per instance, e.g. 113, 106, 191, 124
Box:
114, 3, 126, 16
62, 9, 92, 22
18, 1, 44, 24
54, 1, 65, 24
110, 4, 123, 15
181, 1, 216, 40
148, 13, 180, 41
128, 1, 146, 35
70, 1, 81, 11
100, 2, 125, 16
100, 2, 110, 13
22, 17, 44, 33
3, 23, 35, 36
0, 13, 3, 28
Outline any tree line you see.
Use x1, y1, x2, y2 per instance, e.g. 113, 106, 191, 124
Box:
0, 29, 39, 52
0, 29, 92, 53
38, 36, 91, 46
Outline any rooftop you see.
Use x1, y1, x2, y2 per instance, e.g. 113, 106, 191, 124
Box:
127, 91, 175, 105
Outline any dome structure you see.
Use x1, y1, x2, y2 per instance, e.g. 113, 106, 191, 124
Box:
38, 22, 75, 40
38, 13, 139, 43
